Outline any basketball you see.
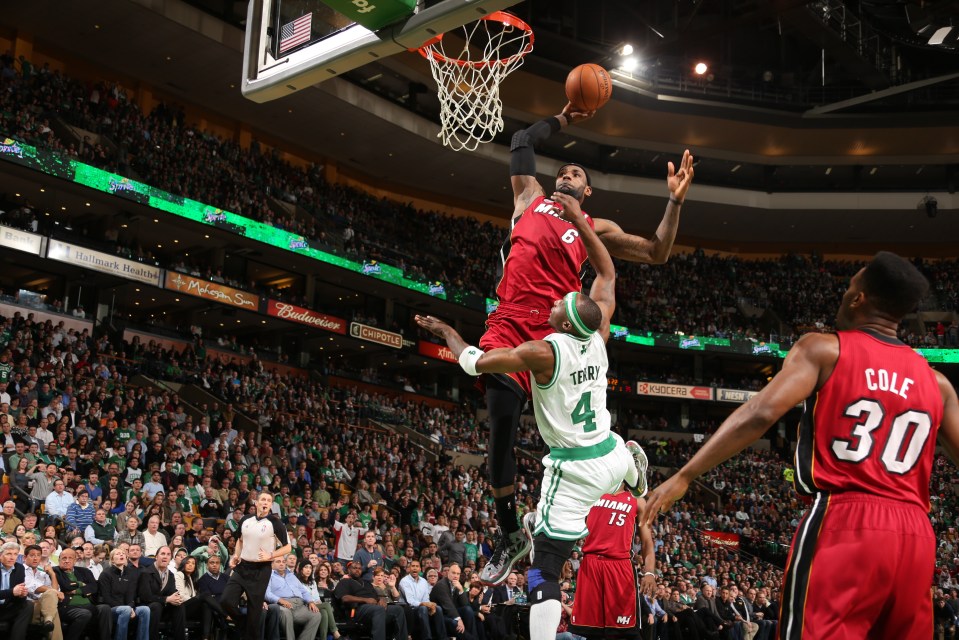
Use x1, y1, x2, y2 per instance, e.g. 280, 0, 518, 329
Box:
565, 63, 613, 111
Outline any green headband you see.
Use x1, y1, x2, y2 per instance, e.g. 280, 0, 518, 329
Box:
563, 292, 595, 339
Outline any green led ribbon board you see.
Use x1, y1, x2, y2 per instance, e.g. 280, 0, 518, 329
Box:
2, 138, 957, 364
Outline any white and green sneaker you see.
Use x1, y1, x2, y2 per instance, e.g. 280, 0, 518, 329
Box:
625, 440, 649, 498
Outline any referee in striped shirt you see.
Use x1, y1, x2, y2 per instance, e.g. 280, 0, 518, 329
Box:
222, 491, 291, 640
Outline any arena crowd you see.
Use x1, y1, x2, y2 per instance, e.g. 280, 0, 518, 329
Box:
1, 55, 958, 350
0, 53, 957, 640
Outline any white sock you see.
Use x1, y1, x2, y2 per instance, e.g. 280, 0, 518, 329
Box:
529, 599, 562, 640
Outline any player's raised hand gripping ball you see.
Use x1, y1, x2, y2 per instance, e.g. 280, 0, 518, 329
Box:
565, 63, 612, 111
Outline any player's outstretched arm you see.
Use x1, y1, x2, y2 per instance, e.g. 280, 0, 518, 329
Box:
414, 315, 554, 383
935, 372, 959, 468
640, 332, 836, 526
552, 191, 615, 342
510, 103, 595, 219
594, 149, 694, 264
636, 497, 657, 597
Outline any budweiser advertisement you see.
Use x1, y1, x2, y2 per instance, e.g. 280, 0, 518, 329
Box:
350, 322, 402, 349
701, 531, 740, 550
165, 273, 260, 310
267, 300, 346, 334
419, 341, 457, 363
637, 381, 714, 401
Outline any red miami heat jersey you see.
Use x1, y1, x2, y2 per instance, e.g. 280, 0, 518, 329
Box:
496, 195, 595, 309
581, 491, 638, 559
794, 329, 943, 509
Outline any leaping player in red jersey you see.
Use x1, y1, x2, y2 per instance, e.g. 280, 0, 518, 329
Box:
641, 251, 959, 640
477, 102, 694, 585
569, 486, 656, 640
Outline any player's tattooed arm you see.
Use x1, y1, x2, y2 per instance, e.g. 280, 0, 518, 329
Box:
594, 149, 694, 264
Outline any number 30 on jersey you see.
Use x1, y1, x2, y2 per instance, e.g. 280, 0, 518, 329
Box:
831, 399, 932, 474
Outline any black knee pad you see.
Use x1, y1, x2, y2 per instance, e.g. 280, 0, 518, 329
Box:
529, 579, 562, 604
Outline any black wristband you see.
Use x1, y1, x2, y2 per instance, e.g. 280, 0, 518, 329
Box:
669, 196, 683, 206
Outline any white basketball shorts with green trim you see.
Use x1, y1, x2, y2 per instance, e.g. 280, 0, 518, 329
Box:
533, 432, 633, 541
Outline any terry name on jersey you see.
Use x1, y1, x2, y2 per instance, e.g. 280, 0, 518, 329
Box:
570, 365, 602, 386
864, 367, 913, 399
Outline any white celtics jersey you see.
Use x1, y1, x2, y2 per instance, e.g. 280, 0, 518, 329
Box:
532, 331, 610, 450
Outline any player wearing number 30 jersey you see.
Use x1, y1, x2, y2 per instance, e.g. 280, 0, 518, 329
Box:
793, 328, 942, 506
642, 251, 959, 640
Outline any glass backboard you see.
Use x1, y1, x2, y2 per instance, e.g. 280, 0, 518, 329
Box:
242, 0, 520, 103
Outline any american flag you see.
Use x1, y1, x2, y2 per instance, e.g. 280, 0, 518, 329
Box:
278, 13, 312, 54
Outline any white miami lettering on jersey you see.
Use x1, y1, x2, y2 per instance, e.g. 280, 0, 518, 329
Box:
533, 200, 564, 218
533, 200, 590, 223
595, 498, 633, 513
532, 200, 587, 244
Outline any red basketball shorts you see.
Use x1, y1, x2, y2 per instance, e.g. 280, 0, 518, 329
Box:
779, 491, 935, 640
479, 302, 553, 398
569, 555, 640, 639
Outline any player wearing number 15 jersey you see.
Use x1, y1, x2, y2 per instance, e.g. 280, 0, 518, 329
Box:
569, 490, 657, 639
643, 251, 959, 640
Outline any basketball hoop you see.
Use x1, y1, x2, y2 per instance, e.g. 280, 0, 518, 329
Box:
418, 11, 534, 152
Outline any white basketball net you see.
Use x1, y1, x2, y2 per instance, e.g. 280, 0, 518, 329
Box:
419, 12, 533, 152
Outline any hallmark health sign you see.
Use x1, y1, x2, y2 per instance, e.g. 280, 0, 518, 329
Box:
46, 240, 162, 286
266, 300, 346, 334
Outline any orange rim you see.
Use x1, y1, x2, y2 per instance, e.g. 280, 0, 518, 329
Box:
416, 11, 534, 69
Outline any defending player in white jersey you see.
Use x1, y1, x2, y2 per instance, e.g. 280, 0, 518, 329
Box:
416, 190, 649, 640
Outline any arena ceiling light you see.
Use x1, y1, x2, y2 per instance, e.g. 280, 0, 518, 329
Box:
928, 26, 952, 45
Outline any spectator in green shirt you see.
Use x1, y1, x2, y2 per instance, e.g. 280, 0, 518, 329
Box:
175, 484, 193, 513
106, 446, 127, 473
38, 441, 63, 466
8, 441, 27, 472
123, 478, 144, 504
311, 480, 331, 509
0, 352, 13, 385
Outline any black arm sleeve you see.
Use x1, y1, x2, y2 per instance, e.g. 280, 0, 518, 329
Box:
510, 116, 563, 177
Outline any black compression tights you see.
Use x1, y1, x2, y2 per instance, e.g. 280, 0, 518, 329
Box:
486, 376, 525, 534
